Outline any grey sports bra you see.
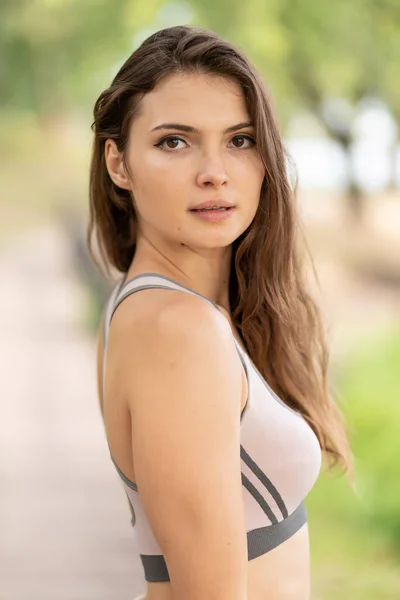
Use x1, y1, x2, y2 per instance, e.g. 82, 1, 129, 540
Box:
102, 273, 322, 582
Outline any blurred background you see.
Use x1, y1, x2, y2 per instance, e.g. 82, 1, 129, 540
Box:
0, 1, 399, 599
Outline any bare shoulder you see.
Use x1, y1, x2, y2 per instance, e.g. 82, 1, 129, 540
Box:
156, 290, 233, 345
111, 288, 243, 418
113, 287, 234, 361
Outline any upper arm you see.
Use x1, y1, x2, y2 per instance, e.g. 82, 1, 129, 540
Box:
119, 295, 247, 600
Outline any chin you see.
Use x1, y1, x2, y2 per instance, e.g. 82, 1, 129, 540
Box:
184, 230, 243, 251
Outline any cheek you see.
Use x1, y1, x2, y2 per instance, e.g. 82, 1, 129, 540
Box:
130, 152, 183, 202
234, 156, 265, 202
133, 147, 186, 185
233, 151, 264, 179
128, 156, 187, 225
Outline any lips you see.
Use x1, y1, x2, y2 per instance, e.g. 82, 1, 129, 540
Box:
189, 206, 235, 222
190, 199, 234, 211
191, 207, 232, 212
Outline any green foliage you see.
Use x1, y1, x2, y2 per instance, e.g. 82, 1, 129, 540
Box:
278, 0, 400, 118
307, 326, 400, 597
339, 327, 400, 548
0, 0, 164, 116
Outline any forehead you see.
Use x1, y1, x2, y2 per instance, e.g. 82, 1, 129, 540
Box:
134, 72, 249, 130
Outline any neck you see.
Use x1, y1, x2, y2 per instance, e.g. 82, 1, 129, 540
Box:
126, 234, 233, 311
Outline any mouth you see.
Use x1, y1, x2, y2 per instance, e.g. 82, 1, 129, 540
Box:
190, 207, 233, 213
189, 199, 235, 212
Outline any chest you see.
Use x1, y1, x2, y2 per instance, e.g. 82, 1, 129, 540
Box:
239, 353, 322, 517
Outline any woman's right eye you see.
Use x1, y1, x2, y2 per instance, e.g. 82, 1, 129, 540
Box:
155, 136, 187, 151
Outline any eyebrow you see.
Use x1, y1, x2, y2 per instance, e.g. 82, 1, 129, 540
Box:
149, 121, 254, 134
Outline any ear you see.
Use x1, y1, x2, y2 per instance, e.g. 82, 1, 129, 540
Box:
104, 139, 131, 190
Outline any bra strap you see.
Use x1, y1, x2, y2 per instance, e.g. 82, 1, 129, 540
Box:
102, 272, 249, 411
110, 272, 219, 327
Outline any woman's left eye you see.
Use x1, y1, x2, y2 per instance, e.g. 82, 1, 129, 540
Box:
229, 135, 256, 149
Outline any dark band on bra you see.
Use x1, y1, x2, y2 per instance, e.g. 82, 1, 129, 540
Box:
140, 501, 308, 582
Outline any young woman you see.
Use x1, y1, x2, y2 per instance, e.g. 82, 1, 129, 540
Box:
88, 25, 352, 600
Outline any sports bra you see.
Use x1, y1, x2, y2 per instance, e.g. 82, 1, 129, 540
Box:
101, 272, 322, 582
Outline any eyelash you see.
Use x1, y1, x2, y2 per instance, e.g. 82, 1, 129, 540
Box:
155, 134, 257, 151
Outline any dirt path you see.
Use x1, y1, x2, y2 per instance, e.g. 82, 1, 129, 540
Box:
0, 225, 144, 600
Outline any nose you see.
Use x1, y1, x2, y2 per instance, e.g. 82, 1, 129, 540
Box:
196, 150, 229, 188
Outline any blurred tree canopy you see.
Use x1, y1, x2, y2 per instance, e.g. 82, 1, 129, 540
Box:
1, 0, 399, 214
2, 0, 399, 120
191, 0, 399, 119
0, 0, 164, 118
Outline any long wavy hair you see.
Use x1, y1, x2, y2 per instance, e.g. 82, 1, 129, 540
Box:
88, 25, 352, 477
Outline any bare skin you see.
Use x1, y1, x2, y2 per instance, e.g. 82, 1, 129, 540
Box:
100, 71, 312, 599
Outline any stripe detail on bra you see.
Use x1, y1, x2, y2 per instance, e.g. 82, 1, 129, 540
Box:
241, 472, 279, 525
123, 488, 136, 526
240, 446, 288, 519
110, 454, 138, 491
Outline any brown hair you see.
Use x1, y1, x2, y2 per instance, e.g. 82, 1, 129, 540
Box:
88, 25, 352, 477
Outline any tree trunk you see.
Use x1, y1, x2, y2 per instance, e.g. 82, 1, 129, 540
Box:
323, 125, 366, 224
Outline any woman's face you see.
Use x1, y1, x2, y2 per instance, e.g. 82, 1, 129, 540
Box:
106, 71, 265, 252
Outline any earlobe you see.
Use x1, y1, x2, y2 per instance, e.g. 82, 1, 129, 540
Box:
104, 139, 132, 190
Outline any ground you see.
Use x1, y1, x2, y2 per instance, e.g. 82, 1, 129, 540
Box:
0, 225, 144, 599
